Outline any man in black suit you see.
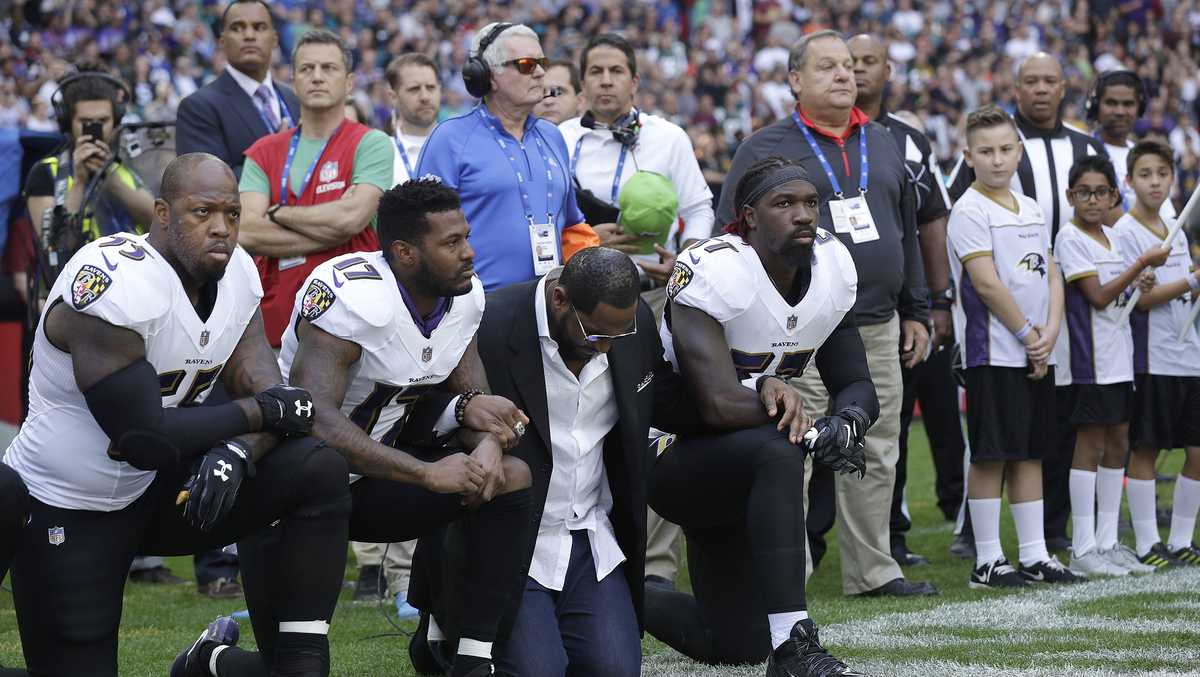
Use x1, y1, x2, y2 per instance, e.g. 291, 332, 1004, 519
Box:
175, 0, 299, 177
442, 248, 696, 676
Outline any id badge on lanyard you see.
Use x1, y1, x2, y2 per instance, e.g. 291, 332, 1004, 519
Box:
529, 220, 559, 275
794, 113, 880, 243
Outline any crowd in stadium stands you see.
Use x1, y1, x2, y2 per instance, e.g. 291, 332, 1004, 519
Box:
3, 0, 1200, 209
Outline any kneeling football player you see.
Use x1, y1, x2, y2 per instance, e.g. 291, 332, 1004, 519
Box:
226, 178, 534, 677
645, 157, 878, 677
2, 154, 351, 677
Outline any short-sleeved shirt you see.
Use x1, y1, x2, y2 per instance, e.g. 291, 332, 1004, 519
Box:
948, 185, 1053, 369
1112, 212, 1200, 376
416, 104, 585, 292
239, 128, 394, 206
25, 155, 146, 237
1054, 222, 1133, 384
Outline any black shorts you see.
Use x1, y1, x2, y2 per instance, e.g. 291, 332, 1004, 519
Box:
964, 365, 1056, 462
1070, 382, 1133, 425
1130, 374, 1200, 450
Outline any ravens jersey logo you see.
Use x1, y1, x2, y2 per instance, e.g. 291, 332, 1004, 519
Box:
300, 279, 336, 320
666, 262, 693, 301
1017, 252, 1047, 277
71, 264, 112, 310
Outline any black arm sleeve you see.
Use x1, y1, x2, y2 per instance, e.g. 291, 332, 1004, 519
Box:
84, 359, 253, 470
813, 311, 880, 425
896, 174, 930, 324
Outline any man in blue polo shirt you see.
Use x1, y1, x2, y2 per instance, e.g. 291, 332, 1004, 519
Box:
416, 22, 590, 291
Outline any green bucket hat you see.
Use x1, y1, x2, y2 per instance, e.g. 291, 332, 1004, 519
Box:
617, 170, 679, 255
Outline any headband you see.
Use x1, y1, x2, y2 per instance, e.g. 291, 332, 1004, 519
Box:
738, 165, 812, 213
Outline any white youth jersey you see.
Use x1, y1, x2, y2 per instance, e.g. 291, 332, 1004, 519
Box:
1054, 223, 1133, 384
1112, 213, 1200, 376
3, 234, 262, 511
278, 251, 484, 480
661, 231, 858, 385
948, 186, 1055, 370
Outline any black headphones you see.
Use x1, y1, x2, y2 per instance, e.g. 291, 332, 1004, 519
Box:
580, 108, 641, 149
50, 72, 132, 135
1085, 69, 1146, 122
462, 23, 513, 99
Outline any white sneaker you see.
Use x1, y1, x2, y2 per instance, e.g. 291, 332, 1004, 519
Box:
1069, 547, 1130, 577
1102, 544, 1157, 575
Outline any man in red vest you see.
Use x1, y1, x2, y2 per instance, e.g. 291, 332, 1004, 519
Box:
238, 29, 393, 346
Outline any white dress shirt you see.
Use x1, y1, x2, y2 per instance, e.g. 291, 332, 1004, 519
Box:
225, 63, 282, 126
559, 111, 715, 266
530, 276, 624, 590
392, 129, 430, 187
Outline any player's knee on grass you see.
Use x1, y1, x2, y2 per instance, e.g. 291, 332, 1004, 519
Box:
499, 455, 532, 493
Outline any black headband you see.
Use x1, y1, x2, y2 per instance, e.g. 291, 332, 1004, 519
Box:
738, 165, 812, 213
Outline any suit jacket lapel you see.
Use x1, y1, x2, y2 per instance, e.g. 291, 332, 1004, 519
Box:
218, 71, 271, 137
605, 342, 639, 440
507, 288, 552, 454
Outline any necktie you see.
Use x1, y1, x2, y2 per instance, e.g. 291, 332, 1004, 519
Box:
254, 84, 281, 132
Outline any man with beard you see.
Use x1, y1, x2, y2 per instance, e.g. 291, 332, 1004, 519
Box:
251, 178, 532, 677
648, 157, 876, 676
3, 153, 349, 677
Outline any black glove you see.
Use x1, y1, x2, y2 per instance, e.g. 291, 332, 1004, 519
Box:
254, 384, 315, 436
183, 440, 255, 532
803, 406, 870, 478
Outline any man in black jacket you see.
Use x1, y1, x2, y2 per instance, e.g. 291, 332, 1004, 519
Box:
175, 0, 300, 178
469, 248, 697, 676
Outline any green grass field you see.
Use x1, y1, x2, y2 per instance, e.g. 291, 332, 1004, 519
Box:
2, 423, 1198, 676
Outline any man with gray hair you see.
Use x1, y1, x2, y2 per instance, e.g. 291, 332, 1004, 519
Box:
417, 22, 595, 293
716, 29, 936, 599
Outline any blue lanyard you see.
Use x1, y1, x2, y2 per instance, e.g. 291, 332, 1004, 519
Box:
394, 133, 414, 179
279, 123, 340, 206
571, 135, 629, 203
480, 108, 559, 225
257, 84, 293, 133
792, 111, 868, 199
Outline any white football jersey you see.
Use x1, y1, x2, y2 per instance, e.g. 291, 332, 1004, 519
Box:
661, 231, 858, 386
3, 233, 262, 511
1054, 223, 1134, 385
1112, 213, 1200, 376
278, 251, 484, 480
948, 187, 1054, 370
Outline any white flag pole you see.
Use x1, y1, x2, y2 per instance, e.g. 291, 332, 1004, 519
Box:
1118, 182, 1200, 326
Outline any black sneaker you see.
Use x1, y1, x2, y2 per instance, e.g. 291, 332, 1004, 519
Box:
1139, 542, 1184, 570
1019, 555, 1085, 584
170, 616, 239, 677
968, 558, 1028, 590
409, 610, 452, 676
353, 565, 384, 601
765, 618, 863, 677
450, 655, 495, 677
1167, 543, 1200, 566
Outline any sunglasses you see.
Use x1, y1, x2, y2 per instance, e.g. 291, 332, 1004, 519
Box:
573, 306, 637, 343
503, 57, 548, 75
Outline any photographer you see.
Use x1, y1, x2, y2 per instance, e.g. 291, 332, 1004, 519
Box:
24, 70, 155, 267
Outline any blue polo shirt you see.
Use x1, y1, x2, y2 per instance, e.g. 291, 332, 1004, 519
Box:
417, 104, 584, 291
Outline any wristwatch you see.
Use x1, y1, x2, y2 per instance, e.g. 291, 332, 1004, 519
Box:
931, 287, 955, 310
267, 204, 283, 225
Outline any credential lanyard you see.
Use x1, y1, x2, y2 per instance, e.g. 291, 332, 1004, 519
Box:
571, 135, 629, 203
481, 109, 558, 225
792, 111, 868, 199
395, 133, 414, 178
279, 122, 341, 206
257, 85, 294, 133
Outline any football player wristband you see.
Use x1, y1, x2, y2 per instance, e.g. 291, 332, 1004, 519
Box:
455, 390, 484, 426
1014, 320, 1034, 342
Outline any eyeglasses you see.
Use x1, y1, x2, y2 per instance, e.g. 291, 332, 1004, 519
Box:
1070, 186, 1115, 202
503, 57, 548, 75
546, 85, 567, 97
573, 306, 637, 343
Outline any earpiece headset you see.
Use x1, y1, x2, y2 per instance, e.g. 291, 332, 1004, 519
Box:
580, 108, 641, 149
1084, 69, 1147, 122
462, 23, 513, 99
50, 71, 132, 135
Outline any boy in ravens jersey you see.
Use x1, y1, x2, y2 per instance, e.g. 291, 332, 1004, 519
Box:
267, 178, 531, 677
2, 154, 350, 677
1057, 156, 1165, 577
646, 157, 878, 677
948, 107, 1081, 589
1113, 140, 1200, 568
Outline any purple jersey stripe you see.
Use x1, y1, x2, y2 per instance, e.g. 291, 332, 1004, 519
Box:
1130, 308, 1149, 375
1065, 285, 1096, 383
961, 273, 990, 367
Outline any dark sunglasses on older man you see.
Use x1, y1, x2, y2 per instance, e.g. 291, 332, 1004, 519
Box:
503, 57, 548, 75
